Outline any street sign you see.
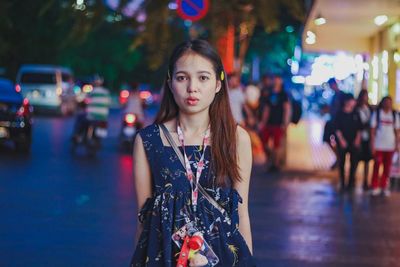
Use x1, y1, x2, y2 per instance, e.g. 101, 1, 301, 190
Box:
176, 0, 209, 22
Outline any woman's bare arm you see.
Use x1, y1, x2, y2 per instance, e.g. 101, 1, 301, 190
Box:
133, 133, 152, 242
234, 126, 253, 254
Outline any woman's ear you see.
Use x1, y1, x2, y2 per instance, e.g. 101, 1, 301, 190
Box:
216, 80, 222, 93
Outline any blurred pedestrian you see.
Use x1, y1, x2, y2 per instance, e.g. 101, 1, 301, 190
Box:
333, 93, 362, 192
243, 82, 266, 166
227, 72, 253, 126
329, 78, 345, 119
356, 89, 373, 190
244, 82, 260, 128
72, 99, 88, 138
370, 96, 399, 197
259, 74, 274, 102
258, 74, 291, 172
130, 39, 255, 266
258, 73, 274, 119
323, 78, 345, 170
86, 74, 111, 122
124, 82, 144, 123
72, 74, 111, 140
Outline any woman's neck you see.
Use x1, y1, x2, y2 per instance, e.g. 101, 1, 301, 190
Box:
177, 111, 210, 136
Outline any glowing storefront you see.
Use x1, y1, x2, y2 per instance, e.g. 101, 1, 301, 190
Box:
302, 0, 400, 106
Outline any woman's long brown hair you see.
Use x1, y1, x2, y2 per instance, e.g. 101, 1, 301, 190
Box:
154, 39, 241, 185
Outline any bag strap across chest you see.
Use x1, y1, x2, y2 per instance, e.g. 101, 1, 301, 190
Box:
159, 124, 230, 218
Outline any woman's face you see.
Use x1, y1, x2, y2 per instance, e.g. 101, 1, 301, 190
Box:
170, 52, 221, 115
361, 93, 369, 104
383, 98, 392, 110
344, 99, 356, 112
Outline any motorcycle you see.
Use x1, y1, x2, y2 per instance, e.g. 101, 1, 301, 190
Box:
71, 120, 108, 156
119, 113, 142, 152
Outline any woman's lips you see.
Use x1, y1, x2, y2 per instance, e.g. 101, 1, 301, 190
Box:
186, 97, 199, 105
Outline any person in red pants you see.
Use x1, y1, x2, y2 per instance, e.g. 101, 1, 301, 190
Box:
370, 96, 400, 197
258, 75, 291, 172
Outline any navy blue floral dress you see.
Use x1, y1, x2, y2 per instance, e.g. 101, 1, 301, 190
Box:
131, 124, 255, 267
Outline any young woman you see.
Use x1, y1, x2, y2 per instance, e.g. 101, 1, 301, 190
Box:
333, 93, 362, 192
130, 39, 254, 266
356, 89, 373, 190
370, 96, 400, 197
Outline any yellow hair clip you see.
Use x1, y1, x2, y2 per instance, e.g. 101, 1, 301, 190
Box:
220, 71, 225, 81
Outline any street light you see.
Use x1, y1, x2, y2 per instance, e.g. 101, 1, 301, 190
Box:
306, 30, 316, 44
314, 14, 326, 26
374, 15, 388, 26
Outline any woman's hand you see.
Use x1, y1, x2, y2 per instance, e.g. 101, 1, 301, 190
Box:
189, 253, 208, 267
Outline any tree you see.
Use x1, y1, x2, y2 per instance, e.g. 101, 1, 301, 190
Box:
134, 0, 306, 72
0, 0, 146, 89
0, 0, 73, 78
0, 0, 307, 89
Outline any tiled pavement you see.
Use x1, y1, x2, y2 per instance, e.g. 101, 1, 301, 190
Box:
251, 119, 400, 266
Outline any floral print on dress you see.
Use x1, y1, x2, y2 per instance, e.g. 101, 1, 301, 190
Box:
131, 124, 255, 267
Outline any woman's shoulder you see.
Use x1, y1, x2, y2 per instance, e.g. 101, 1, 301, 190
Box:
138, 123, 160, 139
141, 123, 159, 131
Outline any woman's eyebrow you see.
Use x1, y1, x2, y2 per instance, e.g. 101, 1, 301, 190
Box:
174, 70, 212, 75
197, 71, 212, 75
174, 71, 187, 75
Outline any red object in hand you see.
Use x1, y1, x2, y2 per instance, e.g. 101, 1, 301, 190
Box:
177, 236, 190, 267
188, 235, 204, 251
176, 234, 205, 267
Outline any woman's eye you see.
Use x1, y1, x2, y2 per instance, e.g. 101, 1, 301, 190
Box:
200, 75, 210, 81
176, 76, 187, 81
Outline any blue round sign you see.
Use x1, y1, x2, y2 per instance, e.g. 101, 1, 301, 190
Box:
177, 0, 209, 22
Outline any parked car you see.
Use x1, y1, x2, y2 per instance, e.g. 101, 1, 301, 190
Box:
0, 78, 33, 152
16, 64, 76, 115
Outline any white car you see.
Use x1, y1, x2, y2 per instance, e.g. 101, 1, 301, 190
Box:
16, 64, 77, 115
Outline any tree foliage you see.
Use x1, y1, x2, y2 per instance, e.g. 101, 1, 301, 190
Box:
0, 0, 306, 89
136, 0, 306, 70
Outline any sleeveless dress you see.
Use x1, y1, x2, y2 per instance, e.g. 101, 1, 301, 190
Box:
130, 124, 255, 267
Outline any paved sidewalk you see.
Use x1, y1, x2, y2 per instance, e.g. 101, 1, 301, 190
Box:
250, 118, 400, 266
250, 167, 400, 267
286, 118, 336, 172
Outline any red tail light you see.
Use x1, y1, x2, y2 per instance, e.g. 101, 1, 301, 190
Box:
15, 84, 21, 93
139, 90, 151, 100
17, 98, 31, 117
120, 90, 129, 99
125, 113, 136, 125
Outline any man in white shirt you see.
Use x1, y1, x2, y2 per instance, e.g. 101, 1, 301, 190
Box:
370, 96, 400, 196
227, 72, 253, 127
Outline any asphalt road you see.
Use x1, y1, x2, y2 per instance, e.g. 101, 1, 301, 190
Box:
0, 108, 137, 266
1, 108, 400, 267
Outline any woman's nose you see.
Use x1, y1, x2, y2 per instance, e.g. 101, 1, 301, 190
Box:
187, 79, 199, 93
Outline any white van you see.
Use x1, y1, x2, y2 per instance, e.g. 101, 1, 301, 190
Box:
16, 64, 77, 115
